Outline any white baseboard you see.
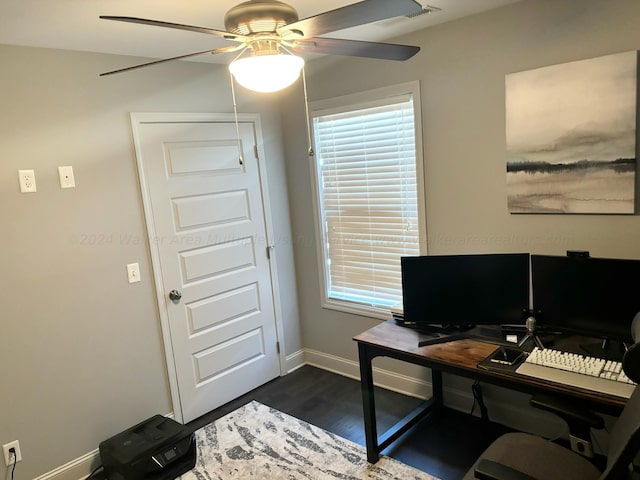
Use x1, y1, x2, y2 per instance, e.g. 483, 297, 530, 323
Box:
32, 449, 99, 480
302, 348, 433, 398
39, 348, 562, 480
284, 348, 306, 373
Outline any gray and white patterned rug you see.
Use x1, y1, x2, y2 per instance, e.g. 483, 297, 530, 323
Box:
180, 400, 440, 480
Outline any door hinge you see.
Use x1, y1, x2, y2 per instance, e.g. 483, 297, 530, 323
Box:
254, 145, 259, 159
276, 341, 280, 354
266, 244, 275, 259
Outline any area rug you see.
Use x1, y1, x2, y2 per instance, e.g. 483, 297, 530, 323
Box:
180, 400, 439, 480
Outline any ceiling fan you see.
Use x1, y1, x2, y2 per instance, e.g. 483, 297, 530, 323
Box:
100, 0, 423, 92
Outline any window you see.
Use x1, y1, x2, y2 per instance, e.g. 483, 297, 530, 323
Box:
310, 82, 425, 318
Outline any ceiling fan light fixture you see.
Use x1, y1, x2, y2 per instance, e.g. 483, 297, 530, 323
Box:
229, 52, 304, 93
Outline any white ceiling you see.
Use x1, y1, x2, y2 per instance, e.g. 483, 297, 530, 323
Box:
0, 0, 521, 65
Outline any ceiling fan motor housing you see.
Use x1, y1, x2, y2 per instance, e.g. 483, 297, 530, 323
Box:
224, 0, 299, 35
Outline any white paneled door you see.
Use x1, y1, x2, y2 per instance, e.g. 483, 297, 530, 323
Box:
132, 113, 282, 423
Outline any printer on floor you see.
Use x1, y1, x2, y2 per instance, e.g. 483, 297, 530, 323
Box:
99, 414, 196, 480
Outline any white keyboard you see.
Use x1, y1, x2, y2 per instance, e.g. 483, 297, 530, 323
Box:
515, 347, 637, 399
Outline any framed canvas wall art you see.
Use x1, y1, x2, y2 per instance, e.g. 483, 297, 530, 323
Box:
506, 51, 637, 214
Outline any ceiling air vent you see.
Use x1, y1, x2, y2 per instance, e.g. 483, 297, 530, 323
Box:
405, 4, 442, 18
377, 4, 442, 27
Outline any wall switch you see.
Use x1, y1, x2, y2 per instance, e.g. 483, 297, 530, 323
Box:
2, 440, 21, 466
18, 169, 36, 193
58, 166, 76, 188
127, 263, 141, 283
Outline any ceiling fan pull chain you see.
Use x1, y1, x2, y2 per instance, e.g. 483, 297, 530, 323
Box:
302, 66, 314, 158
229, 71, 244, 166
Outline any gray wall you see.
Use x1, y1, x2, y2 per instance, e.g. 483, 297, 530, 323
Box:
281, 0, 640, 407
0, 45, 300, 478
3, 0, 640, 476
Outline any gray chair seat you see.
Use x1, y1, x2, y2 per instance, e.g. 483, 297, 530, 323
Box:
463, 432, 600, 480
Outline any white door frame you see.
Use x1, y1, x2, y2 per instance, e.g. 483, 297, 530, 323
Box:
130, 112, 286, 422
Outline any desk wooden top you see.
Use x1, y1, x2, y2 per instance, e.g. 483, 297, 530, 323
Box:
354, 319, 497, 370
354, 320, 627, 411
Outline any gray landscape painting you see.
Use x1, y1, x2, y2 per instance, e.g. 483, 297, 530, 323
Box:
506, 51, 637, 214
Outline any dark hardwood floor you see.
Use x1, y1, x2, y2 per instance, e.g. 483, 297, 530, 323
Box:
186, 365, 513, 480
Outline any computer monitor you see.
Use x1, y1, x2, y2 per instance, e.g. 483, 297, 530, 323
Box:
401, 253, 530, 329
531, 254, 640, 348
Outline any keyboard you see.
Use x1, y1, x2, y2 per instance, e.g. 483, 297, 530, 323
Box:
515, 347, 637, 398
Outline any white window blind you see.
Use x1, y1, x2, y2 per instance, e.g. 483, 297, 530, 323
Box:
312, 94, 420, 311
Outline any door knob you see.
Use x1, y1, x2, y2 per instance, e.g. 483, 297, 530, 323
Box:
169, 289, 182, 303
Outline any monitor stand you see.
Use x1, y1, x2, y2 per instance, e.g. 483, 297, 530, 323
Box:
415, 323, 474, 347
580, 338, 626, 362
415, 323, 475, 334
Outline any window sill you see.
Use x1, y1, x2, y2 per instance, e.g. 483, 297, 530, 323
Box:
321, 298, 392, 321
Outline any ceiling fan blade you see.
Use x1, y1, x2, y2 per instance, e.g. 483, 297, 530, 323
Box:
279, 0, 423, 39
293, 37, 420, 61
99, 45, 242, 77
99, 16, 245, 41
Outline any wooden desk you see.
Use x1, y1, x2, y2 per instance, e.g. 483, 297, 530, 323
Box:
354, 320, 627, 463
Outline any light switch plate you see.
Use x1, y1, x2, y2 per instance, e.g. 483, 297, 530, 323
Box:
127, 263, 141, 283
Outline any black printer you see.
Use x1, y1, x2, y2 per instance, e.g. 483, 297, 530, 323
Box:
99, 415, 197, 480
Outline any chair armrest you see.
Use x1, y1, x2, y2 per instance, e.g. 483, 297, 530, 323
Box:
474, 459, 536, 480
530, 393, 604, 430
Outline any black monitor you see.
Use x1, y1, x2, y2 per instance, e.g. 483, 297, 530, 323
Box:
401, 253, 530, 329
531, 254, 640, 349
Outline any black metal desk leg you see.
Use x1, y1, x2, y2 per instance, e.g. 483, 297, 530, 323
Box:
358, 343, 379, 463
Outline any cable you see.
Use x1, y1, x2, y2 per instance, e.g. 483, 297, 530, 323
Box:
85, 464, 104, 479
9, 448, 16, 480
472, 381, 490, 422
469, 387, 478, 416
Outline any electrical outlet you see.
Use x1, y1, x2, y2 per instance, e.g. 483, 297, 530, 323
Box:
18, 169, 37, 193
58, 166, 76, 189
2, 440, 21, 466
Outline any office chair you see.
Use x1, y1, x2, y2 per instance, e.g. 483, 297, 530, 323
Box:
464, 312, 640, 480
